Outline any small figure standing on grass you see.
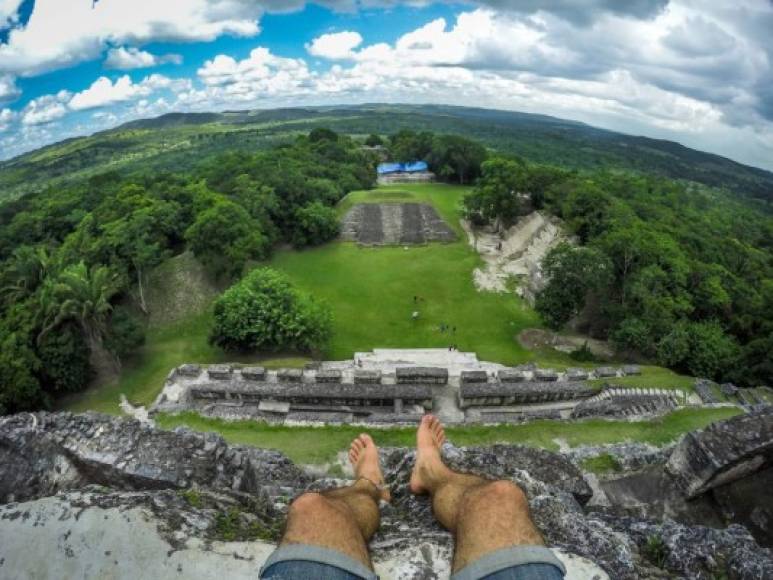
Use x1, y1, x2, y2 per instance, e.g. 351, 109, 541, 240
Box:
412, 311, 420, 321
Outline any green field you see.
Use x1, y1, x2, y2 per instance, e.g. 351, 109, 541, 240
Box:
157, 407, 741, 464
63, 182, 700, 414
587, 366, 696, 392
268, 183, 540, 363
61, 309, 310, 414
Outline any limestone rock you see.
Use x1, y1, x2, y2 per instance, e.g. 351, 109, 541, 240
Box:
666, 407, 773, 498
0, 412, 308, 503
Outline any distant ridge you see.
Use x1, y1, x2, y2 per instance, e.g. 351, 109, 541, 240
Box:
0, 103, 771, 204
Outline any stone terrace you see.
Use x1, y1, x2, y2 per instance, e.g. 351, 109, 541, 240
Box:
150, 349, 698, 425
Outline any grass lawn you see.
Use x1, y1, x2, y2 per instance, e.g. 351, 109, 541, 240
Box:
587, 366, 696, 392
61, 307, 309, 414
156, 407, 741, 464
267, 183, 540, 363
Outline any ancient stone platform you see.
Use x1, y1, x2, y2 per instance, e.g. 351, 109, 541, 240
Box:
2, 412, 772, 579
340, 203, 457, 245
150, 349, 681, 426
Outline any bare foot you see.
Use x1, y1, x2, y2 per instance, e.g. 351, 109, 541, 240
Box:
410, 415, 451, 495
349, 433, 390, 502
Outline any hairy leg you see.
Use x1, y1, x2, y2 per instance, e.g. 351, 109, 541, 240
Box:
410, 416, 544, 572
281, 434, 387, 569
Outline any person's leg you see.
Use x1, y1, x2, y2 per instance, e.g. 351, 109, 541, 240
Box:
272, 434, 388, 571
410, 416, 545, 573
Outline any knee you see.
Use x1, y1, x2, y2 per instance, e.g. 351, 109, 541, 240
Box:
289, 492, 329, 516
473, 480, 528, 509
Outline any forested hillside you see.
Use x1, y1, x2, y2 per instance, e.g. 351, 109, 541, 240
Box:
1, 104, 772, 205
0, 112, 771, 415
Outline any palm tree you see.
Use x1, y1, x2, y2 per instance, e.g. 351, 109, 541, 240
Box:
1, 246, 51, 304
38, 262, 121, 378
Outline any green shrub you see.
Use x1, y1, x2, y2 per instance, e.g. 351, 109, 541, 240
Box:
210, 267, 332, 353
291, 201, 340, 248
569, 341, 596, 362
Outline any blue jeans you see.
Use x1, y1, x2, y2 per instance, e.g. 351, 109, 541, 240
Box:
260, 544, 566, 580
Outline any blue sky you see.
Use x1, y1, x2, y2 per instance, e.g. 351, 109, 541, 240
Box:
1, 1, 772, 170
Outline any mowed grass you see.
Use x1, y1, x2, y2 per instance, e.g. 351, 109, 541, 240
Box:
62, 308, 309, 414
157, 407, 741, 464
587, 366, 696, 392
269, 183, 540, 363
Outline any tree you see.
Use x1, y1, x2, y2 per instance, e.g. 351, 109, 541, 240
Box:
37, 262, 121, 379
535, 243, 612, 330
365, 134, 383, 147
38, 322, 91, 395
210, 268, 332, 352
185, 200, 268, 279
104, 306, 146, 365
0, 324, 42, 413
1, 245, 51, 305
463, 158, 528, 226
291, 202, 340, 247
426, 134, 487, 184
309, 127, 339, 143
657, 320, 739, 379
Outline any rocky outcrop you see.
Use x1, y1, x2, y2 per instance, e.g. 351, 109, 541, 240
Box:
666, 407, 773, 498
0, 412, 307, 503
1, 412, 772, 579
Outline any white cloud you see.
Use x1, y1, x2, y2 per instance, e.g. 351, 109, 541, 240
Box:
0, 106, 14, 131
21, 91, 71, 125
0, 0, 23, 27
0, 72, 19, 102
68, 74, 189, 111
0, 0, 263, 77
306, 31, 363, 59
104, 47, 183, 70
197, 47, 312, 98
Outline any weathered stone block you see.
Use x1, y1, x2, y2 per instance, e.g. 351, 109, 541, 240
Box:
666, 407, 773, 498
207, 364, 232, 380
566, 368, 590, 381
241, 366, 266, 381
315, 369, 342, 384
720, 383, 739, 397
535, 368, 558, 382
353, 370, 381, 384
498, 369, 527, 383
595, 366, 618, 378
277, 368, 303, 383
177, 364, 201, 378
622, 365, 641, 376
460, 370, 488, 384
395, 366, 448, 385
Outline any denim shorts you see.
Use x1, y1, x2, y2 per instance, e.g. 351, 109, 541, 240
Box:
259, 543, 566, 580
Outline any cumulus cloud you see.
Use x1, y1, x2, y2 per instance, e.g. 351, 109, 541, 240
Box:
68, 74, 189, 111
104, 47, 183, 70
0, 106, 14, 131
0, 72, 19, 102
307, 31, 363, 59
0, 0, 263, 77
196, 47, 312, 99
0, 0, 23, 27
21, 91, 71, 125
1, 1, 773, 170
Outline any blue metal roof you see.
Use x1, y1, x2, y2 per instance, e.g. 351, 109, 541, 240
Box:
377, 161, 429, 175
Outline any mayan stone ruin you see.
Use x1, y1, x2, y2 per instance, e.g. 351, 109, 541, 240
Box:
340, 203, 457, 245
152, 349, 698, 425
1, 410, 772, 579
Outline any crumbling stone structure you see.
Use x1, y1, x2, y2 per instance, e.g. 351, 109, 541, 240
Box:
152, 353, 690, 425
156, 364, 433, 423
666, 407, 773, 498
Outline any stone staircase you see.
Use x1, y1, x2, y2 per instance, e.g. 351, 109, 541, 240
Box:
572, 387, 686, 419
